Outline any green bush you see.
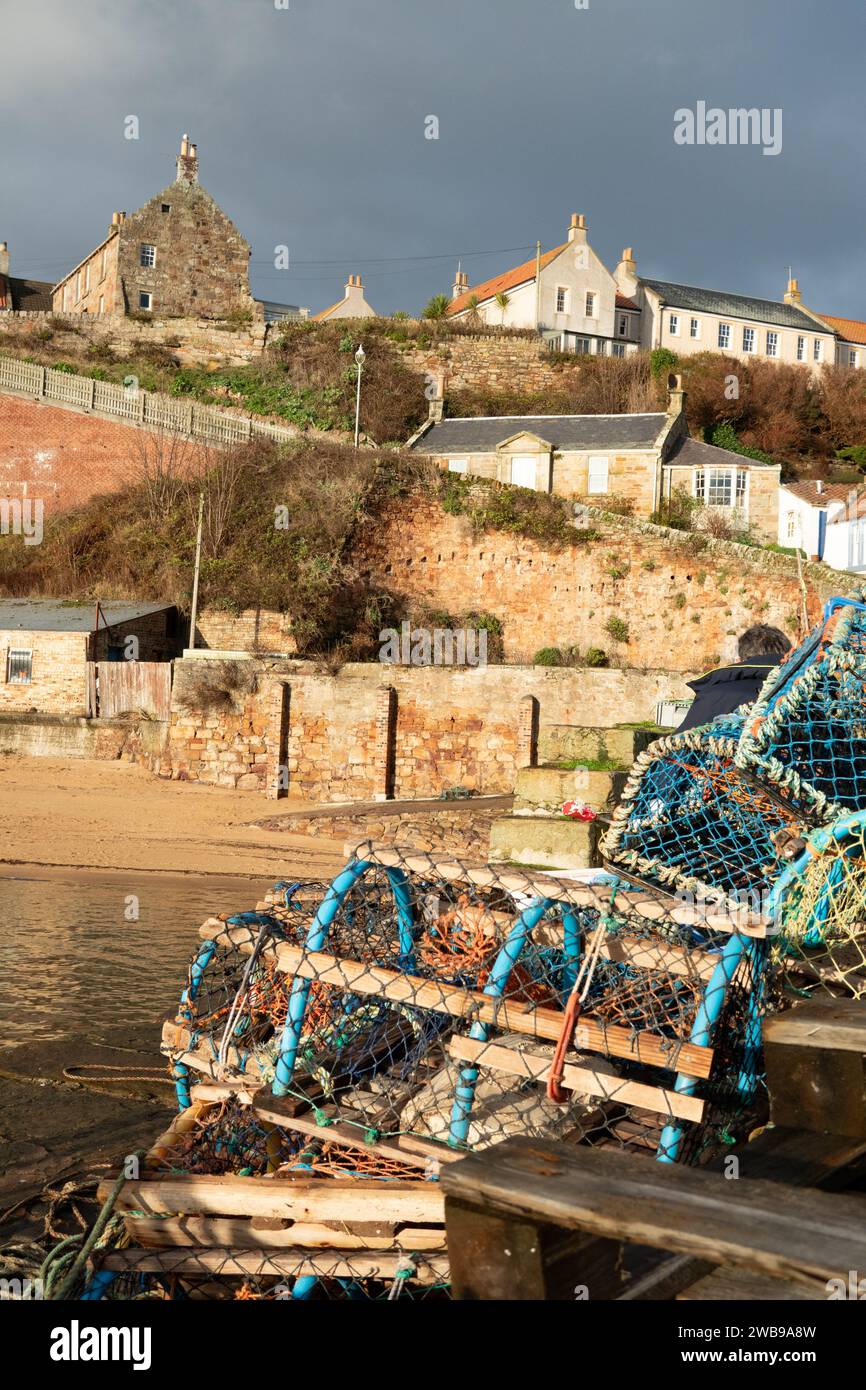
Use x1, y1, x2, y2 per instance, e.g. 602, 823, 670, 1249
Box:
585, 647, 608, 667
533, 647, 564, 666
605, 616, 629, 643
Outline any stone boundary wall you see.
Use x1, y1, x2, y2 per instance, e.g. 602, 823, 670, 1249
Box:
354, 496, 839, 670
0, 312, 267, 366
256, 802, 504, 859
399, 334, 580, 395
162, 660, 695, 800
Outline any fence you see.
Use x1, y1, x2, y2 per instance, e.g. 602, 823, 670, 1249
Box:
86, 661, 173, 720
0, 355, 298, 449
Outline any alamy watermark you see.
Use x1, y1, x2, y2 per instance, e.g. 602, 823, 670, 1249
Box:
1, 497, 43, 545
674, 102, 782, 157
379, 621, 488, 668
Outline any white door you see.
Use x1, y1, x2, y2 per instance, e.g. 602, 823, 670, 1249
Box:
587, 455, 609, 494
510, 455, 537, 490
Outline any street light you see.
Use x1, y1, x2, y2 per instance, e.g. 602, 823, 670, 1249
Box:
354, 343, 366, 448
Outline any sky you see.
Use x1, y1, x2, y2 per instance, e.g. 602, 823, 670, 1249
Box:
3, 0, 865, 319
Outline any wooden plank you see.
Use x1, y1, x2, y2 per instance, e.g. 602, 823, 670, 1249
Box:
678, 1269, 823, 1301
125, 1215, 447, 1252
442, 1137, 866, 1291
342, 841, 768, 934
102, 1174, 445, 1225
252, 1094, 435, 1171
98, 1246, 449, 1283
765, 997, 866, 1138
447, 1036, 704, 1123
273, 943, 713, 1079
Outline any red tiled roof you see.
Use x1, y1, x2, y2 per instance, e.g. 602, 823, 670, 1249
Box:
448, 244, 568, 315
615, 293, 639, 311
821, 314, 866, 346
781, 480, 854, 506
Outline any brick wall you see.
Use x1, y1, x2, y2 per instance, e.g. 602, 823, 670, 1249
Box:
164, 659, 697, 799
194, 608, 296, 653
0, 396, 210, 515
354, 496, 837, 669
0, 629, 87, 713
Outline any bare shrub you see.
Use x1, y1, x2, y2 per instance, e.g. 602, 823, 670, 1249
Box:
177, 660, 258, 715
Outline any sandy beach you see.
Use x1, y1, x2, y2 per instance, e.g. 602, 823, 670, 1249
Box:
0, 754, 347, 881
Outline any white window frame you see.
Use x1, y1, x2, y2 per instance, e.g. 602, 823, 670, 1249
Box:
585, 291, 596, 318
814, 339, 823, 363
139, 292, 153, 311
84, 264, 90, 292
786, 510, 797, 541
587, 455, 609, 495
718, 322, 731, 349
618, 314, 628, 336
742, 326, 756, 354
668, 313, 680, 336
447, 458, 468, 474
575, 336, 591, 353
611, 342, 625, 358
100, 250, 107, 281
140, 243, 157, 269
849, 349, 859, 368
797, 335, 806, 362
766, 331, 779, 358
690, 317, 700, 339
555, 286, 568, 314
6, 648, 32, 684
98, 295, 105, 314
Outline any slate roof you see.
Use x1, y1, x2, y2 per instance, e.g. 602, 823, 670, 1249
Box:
8, 277, 54, 312
410, 413, 667, 453
666, 436, 777, 471
641, 278, 830, 334
0, 600, 174, 633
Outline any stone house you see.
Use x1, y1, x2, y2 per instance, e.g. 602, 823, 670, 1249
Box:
0, 600, 178, 715
311, 274, 377, 322
448, 214, 641, 357
51, 136, 258, 321
409, 378, 781, 539
820, 314, 866, 370
0, 242, 53, 312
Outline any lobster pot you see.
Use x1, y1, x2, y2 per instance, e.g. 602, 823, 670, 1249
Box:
775, 811, 866, 1001
737, 596, 866, 817
89, 1096, 449, 1301
602, 723, 811, 912
253, 844, 771, 1169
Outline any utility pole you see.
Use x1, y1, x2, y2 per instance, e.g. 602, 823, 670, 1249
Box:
534, 240, 542, 331
188, 491, 204, 651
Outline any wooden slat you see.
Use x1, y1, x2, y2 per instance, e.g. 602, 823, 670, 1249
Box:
442, 1137, 866, 1291
343, 841, 768, 934
447, 1036, 705, 1123
273, 943, 713, 1079
125, 1215, 446, 1252
678, 1269, 823, 1301
98, 1246, 449, 1282
102, 1174, 445, 1225
763, 996, 866, 1052
252, 1095, 437, 1171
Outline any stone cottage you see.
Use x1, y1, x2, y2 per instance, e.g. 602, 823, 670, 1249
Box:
409, 377, 781, 539
52, 136, 258, 321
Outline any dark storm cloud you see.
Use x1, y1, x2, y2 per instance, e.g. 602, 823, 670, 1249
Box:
2, 0, 864, 318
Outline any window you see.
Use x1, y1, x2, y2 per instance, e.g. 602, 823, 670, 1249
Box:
575, 336, 591, 353
587, 456, 609, 495
139, 292, 153, 311
618, 314, 628, 336
668, 313, 680, 336
140, 244, 157, 268
84, 264, 90, 292
813, 339, 823, 362
695, 468, 737, 507
718, 323, 731, 349
77, 271, 83, 299
6, 649, 32, 684
611, 342, 626, 357
690, 317, 700, 339
585, 291, 596, 318
786, 511, 797, 540
100, 250, 107, 281
595, 339, 607, 357
447, 459, 467, 474
849, 349, 859, 368
555, 286, 568, 313
736, 468, 747, 508
98, 295, 105, 314
161, 203, 171, 213
766, 331, 779, 358
797, 335, 806, 362
742, 326, 756, 353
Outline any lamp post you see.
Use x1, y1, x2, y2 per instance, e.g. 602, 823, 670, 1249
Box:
354, 343, 366, 448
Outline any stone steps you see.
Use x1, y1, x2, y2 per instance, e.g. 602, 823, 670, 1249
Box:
537, 723, 661, 767
488, 814, 600, 871
514, 764, 627, 814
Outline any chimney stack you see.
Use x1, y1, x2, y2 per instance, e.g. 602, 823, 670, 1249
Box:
567, 213, 587, 244
785, 275, 802, 305
176, 133, 199, 184
451, 269, 470, 300
667, 373, 686, 417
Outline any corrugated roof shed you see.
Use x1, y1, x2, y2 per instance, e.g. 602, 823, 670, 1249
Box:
0, 600, 173, 633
